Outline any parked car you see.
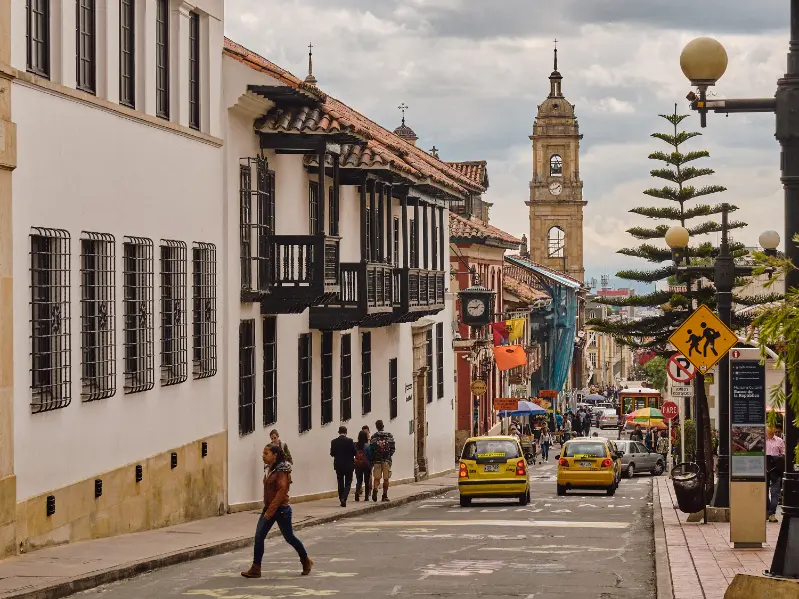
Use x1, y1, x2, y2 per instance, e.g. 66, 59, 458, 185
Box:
596, 409, 620, 429
613, 440, 665, 477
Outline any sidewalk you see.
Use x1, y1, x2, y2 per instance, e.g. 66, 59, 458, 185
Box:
654, 476, 779, 599
0, 474, 456, 599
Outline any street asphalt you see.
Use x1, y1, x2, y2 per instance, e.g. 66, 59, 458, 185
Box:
72, 431, 657, 599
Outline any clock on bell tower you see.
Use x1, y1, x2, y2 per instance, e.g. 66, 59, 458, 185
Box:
526, 43, 586, 283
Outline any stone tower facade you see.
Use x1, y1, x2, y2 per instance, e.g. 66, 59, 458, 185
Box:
527, 48, 585, 282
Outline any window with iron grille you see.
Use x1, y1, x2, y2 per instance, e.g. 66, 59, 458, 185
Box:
240, 157, 274, 295
26, 0, 50, 78
321, 332, 333, 425
426, 329, 433, 404
328, 186, 339, 236
123, 237, 154, 394
119, 0, 135, 108
30, 228, 71, 413
238, 320, 256, 436
309, 181, 319, 235
239, 163, 252, 291
340, 333, 352, 422
361, 332, 371, 415
436, 322, 444, 399
432, 215, 438, 270
365, 209, 372, 260
389, 358, 398, 420
263, 316, 277, 426
76, 0, 96, 93
160, 240, 187, 386
155, 0, 169, 119
392, 218, 399, 265
298, 333, 312, 433
410, 219, 417, 268
188, 11, 200, 130
80, 233, 115, 402
192, 242, 217, 379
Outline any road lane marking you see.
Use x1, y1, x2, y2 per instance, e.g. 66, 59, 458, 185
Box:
339, 520, 628, 529
390, 585, 402, 596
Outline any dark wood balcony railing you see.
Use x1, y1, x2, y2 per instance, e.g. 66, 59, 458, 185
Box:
256, 235, 340, 314
393, 268, 446, 323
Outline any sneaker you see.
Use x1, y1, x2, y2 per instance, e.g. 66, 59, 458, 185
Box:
768, 514, 778, 523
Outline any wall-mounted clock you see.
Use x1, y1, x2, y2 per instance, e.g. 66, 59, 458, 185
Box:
549, 182, 563, 196
458, 285, 496, 327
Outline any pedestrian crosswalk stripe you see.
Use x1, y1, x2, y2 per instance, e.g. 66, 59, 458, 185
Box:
339, 520, 629, 529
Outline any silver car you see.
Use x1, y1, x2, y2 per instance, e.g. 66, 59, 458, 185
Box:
613, 440, 665, 477
596, 409, 619, 429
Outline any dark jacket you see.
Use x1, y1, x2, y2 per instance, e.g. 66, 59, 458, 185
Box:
263, 462, 292, 519
330, 435, 357, 472
369, 430, 396, 464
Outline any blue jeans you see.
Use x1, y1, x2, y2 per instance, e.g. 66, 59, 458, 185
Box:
767, 470, 783, 516
541, 443, 550, 461
253, 506, 307, 566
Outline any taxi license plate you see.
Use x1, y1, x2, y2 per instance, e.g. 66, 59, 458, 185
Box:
578, 461, 593, 468
484, 464, 499, 472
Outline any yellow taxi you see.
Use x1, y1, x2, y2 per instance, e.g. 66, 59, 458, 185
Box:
556, 437, 618, 496
458, 436, 530, 507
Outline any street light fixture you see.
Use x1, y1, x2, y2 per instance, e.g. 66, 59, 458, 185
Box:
679, 37, 729, 127
665, 204, 779, 512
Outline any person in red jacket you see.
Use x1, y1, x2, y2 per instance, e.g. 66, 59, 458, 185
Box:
241, 445, 312, 578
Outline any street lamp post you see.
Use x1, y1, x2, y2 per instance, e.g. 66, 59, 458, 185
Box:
679, 2, 799, 488
664, 207, 780, 510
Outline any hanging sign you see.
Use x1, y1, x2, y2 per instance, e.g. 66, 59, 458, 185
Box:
540, 389, 558, 398
668, 305, 738, 374
494, 398, 519, 411
470, 380, 488, 396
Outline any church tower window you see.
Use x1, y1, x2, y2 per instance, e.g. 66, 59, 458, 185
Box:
550, 155, 562, 177
547, 227, 565, 258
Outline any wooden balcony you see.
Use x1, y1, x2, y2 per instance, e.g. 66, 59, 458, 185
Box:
256, 235, 340, 314
309, 262, 398, 330
392, 268, 446, 323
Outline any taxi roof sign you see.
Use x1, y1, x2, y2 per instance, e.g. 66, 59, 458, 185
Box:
668, 304, 738, 374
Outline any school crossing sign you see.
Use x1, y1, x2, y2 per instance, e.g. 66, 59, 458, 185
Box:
668, 304, 738, 374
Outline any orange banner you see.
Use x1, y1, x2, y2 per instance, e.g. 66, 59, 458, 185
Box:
540, 389, 558, 398
494, 398, 519, 411
492, 345, 527, 371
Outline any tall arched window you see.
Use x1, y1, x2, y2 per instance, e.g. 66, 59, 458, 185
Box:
550, 154, 562, 176
547, 226, 565, 258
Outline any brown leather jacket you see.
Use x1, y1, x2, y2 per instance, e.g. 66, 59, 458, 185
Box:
263, 469, 291, 519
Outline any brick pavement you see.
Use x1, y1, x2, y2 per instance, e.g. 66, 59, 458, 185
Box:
655, 476, 779, 599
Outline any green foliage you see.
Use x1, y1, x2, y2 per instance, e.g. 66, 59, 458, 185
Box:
674, 419, 697, 463
642, 356, 668, 391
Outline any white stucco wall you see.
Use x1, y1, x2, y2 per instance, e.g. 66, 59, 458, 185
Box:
223, 54, 455, 506
11, 84, 225, 501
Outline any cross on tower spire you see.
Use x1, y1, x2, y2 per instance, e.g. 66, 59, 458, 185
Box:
304, 41, 318, 85
553, 38, 558, 71
398, 102, 409, 126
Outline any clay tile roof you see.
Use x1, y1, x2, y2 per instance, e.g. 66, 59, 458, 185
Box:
504, 274, 551, 304
223, 38, 487, 199
446, 161, 489, 188
449, 213, 522, 249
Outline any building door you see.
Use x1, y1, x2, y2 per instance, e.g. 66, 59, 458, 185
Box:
412, 324, 431, 480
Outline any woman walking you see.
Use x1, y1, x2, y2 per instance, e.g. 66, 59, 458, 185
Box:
354, 430, 372, 501
241, 445, 312, 578
540, 428, 552, 462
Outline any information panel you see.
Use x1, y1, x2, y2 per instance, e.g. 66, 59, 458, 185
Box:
730, 349, 766, 480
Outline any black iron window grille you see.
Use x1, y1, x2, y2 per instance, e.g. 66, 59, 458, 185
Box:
436, 322, 444, 399
160, 240, 187, 386
361, 332, 371, 415
239, 157, 275, 295
188, 11, 200, 130
340, 333, 352, 422
155, 0, 169, 119
192, 242, 217, 379
30, 228, 71, 413
309, 181, 319, 235
119, 0, 135, 108
238, 319, 256, 436
321, 332, 333, 425
76, 0, 96, 94
410, 218, 417, 268
328, 186, 339, 237
392, 218, 399, 266
432, 216, 438, 269
26, 0, 50, 78
80, 232, 115, 402
123, 236, 154, 394
263, 316, 277, 426
298, 333, 312, 433
426, 329, 433, 404
389, 358, 398, 420
365, 209, 372, 261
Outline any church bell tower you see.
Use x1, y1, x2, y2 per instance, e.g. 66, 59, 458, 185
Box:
527, 44, 586, 282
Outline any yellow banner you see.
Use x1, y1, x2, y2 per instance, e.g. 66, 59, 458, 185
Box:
506, 318, 525, 342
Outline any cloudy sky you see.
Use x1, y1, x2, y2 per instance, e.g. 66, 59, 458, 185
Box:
226, 0, 787, 291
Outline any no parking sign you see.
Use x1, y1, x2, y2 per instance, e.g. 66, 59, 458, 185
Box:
667, 353, 697, 384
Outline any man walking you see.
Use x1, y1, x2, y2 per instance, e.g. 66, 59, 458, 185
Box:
370, 420, 396, 502
330, 426, 356, 507
766, 427, 786, 522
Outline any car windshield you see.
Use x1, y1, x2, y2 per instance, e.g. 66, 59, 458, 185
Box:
462, 440, 520, 460
564, 442, 607, 458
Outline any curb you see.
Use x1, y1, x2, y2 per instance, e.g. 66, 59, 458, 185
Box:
6, 484, 456, 599
654, 479, 675, 599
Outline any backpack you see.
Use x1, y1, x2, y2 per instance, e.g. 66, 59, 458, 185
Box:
373, 437, 390, 462
355, 447, 369, 470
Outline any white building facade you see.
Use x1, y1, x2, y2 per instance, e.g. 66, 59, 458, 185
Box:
5, 0, 226, 554
221, 41, 473, 508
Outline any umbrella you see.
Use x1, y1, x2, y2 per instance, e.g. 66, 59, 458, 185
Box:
498, 401, 547, 418
582, 394, 606, 403
630, 407, 664, 421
